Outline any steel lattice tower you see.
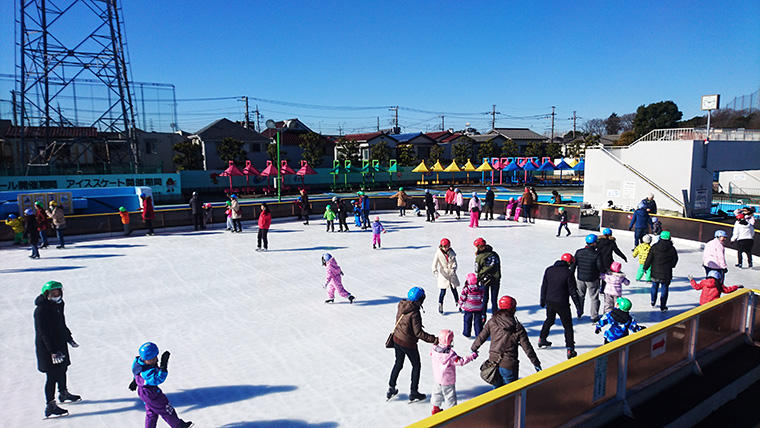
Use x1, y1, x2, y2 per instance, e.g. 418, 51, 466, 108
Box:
16, 0, 139, 166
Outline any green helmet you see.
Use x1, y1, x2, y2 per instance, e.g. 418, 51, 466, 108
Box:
660, 231, 671, 240
616, 297, 632, 312
357, 191, 364, 196
41, 281, 63, 296
35, 201, 43, 208
558, 207, 565, 212
118, 206, 126, 212
225, 201, 231, 206
398, 187, 403, 191
326, 204, 331, 210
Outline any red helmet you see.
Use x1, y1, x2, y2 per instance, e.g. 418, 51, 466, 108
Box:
736, 213, 745, 220
498, 296, 516, 311
440, 238, 451, 247
561, 253, 574, 263
473, 238, 486, 247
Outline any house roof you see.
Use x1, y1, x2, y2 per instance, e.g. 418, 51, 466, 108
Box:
260, 118, 313, 138
441, 132, 466, 143
489, 128, 547, 141
424, 131, 451, 141
340, 132, 398, 143
194, 118, 269, 142
469, 134, 505, 143
389, 132, 437, 144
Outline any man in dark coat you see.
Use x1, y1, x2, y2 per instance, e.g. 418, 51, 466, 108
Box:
597, 228, 627, 293
189, 191, 203, 230
34, 281, 80, 417
628, 202, 651, 248
334, 197, 349, 232
641, 193, 657, 215
424, 190, 435, 222
24, 208, 41, 259
643, 231, 679, 312
573, 234, 605, 322
484, 187, 495, 220
300, 189, 310, 225
539, 254, 582, 359
474, 238, 501, 320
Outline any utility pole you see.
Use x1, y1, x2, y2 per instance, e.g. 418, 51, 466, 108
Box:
254, 105, 261, 132
338, 124, 343, 136
377, 116, 380, 132
571, 111, 577, 138
242, 96, 249, 128
440, 115, 445, 131
484, 105, 501, 130
550, 106, 556, 144
389, 106, 399, 133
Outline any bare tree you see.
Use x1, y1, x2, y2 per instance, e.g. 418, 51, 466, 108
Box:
582, 118, 606, 136
620, 113, 635, 132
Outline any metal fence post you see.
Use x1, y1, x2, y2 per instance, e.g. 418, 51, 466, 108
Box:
514, 390, 527, 428
617, 346, 632, 418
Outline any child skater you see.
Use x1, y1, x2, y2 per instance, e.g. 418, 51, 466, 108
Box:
118, 207, 132, 236
468, 192, 481, 228
505, 197, 517, 221
129, 342, 193, 428
600, 261, 630, 313
632, 234, 652, 281
352, 200, 362, 227
321, 253, 355, 303
458, 273, 485, 337
412, 203, 422, 217
225, 201, 233, 231
202, 203, 213, 229
23, 208, 40, 259
430, 329, 477, 415
256, 203, 271, 251
556, 207, 570, 237
688, 271, 742, 305
4, 213, 27, 245
595, 297, 645, 344
371, 216, 387, 249
323, 204, 336, 232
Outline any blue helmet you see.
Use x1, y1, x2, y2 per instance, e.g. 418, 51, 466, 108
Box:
7, 213, 16, 220
585, 234, 598, 244
139, 342, 159, 361
425, 189, 430, 193
715, 230, 728, 239
24, 208, 35, 216
602, 228, 612, 236
707, 270, 722, 281
407, 287, 425, 302
321, 253, 332, 265
230, 194, 238, 199
486, 187, 491, 191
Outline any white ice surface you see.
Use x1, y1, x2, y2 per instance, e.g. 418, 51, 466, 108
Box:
2, 212, 758, 427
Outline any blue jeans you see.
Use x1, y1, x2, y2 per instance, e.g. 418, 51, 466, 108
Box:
650, 279, 671, 308
634, 228, 647, 247
492, 367, 518, 389
463, 311, 484, 337
55, 227, 65, 247
30, 241, 40, 258
39, 230, 49, 247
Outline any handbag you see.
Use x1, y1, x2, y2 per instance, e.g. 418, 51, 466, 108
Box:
385, 314, 405, 349
480, 353, 505, 385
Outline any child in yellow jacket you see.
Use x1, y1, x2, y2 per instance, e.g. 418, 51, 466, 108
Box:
4, 214, 27, 245
632, 234, 652, 281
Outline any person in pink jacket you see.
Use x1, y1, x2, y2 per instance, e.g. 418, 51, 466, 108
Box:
454, 189, 464, 220
429, 329, 477, 415
600, 261, 630, 313
468, 193, 481, 228
321, 253, 355, 304
458, 273, 485, 337
703, 230, 729, 281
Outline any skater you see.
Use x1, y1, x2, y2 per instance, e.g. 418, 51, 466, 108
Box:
444, 186, 456, 215
643, 231, 679, 312
433, 195, 441, 220
300, 189, 310, 225
731, 213, 755, 268
412, 204, 422, 217
632, 234, 653, 281
35, 201, 51, 248
140, 193, 156, 235
425, 189, 436, 222
651, 216, 663, 237
520, 187, 535, 223
597, 228, 627, 292
229, 194, 243, 233
474, 238, 501, 319
458, 273, 485, 337
360, 191, 371, 229
295, 195, 304, 221
202, 203, 213, 229
321, 253, 355, 303
703, 230, 729, 280
468, 193, 481, 228
335, 197, 350, 232
371, 216, 387, 249
4, 213, 27, 245
688, 271, 742, 305
256, 203, 271, 251
505, 197, 518, 221
352, 200, 362, 227
47, 201, 66, 248
323, 204, 336, 232
600, 262, 630, 314
454, 188, 464, 220
130, 342, 193, 428
471, 296, 542, 388
189, 191, 203, 230
387, 287, 438, 402
389, 187, 411, 216
556, 207, 570, 237
34, 281, 81, 418
224, 201, 233, 231
573, 234, 604, 322
538, 253, 582, 359
118, 207, 132, 236
429, 329, 477, 415
594, 297, 645, 344
24, 208, 41, 259
628, 201, 651, 248
484, 187, 495, 220
432, 238, 460, 313
641, 193, 657, 214
550, 190, 563, 204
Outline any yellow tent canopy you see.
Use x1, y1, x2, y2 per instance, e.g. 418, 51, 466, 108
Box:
411, 161, 429, 173
443, 161, 461, 172
462, 160, 477, 172
475, 161, 493, 172
430, 160, 445, 172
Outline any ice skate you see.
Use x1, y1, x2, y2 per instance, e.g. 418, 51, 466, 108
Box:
408, 392, 426, 403
438, 303, 443, 314
44, 401, 68, 418
58, 391, 81, 403
566, 348, 577, 359
180, 421, 194, 428
386, 387, 399, 401
324, 299, 334, 304
348, 295, 355, 304
537, 340, 552, 348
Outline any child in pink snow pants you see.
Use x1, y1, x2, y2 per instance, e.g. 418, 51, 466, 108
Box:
468, 193, 481, 228
322, 253, 355, 304
371, 216, 386, 249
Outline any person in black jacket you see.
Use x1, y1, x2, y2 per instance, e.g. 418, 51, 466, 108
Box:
23, 208, 40, 259
188, 191, 203, 230
300, 189, 310, 225
34, 281, 80, 418
539, 254, 582, 359
424, 190, 436, 222
597, 228, 627, 292
643, 231, 679, 312
573, 234, 605, 322
484, 187, 495, 220
334, 196, 349, 232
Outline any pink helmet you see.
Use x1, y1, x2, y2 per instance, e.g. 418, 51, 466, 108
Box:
610, 261, 622, 273
466, 273, 478, 285
374, 216, 380, 222
438, 329, 454, 347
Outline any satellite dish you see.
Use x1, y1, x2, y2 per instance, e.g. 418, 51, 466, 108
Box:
265, 119, 276, 129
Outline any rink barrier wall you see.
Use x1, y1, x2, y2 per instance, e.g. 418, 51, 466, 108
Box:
409, 288, 759, 428
0, 196, 578, 241
601, 209, 760, 256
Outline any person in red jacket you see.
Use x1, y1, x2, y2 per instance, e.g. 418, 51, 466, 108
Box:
444, 186, 456, 215
140, 193, 155, 236
256, 203, 272, 251
688, 271, 742, 305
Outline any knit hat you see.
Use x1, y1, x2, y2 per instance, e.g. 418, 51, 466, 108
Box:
642, 234, 652, 244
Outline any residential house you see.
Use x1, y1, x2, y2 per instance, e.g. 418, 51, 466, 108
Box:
388, 132, 438, 160
189, 118, 270, 171
469, 134, 508, 161
260, 118, 333, 167
336, 131, 399, 161
487, 128, 548, 155
438, 132, 472, 160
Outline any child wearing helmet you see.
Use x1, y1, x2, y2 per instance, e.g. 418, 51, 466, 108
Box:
468, 192, 481, 228
556, 207, 570, 237
389, 187, 410, 216
429, 329, 478, 415
224, 200, 233, 231
371, 216, 386, 249
229, 195, 242, 232
117, 207, 132, 236
4, 213, 27, 245
202, 203, 213, 229
130, 342, 193, 428
444, 186, 455, 215
632, 235, 653, 281
24, 208, 41, 258
688, 271, 743, 305
432, 238, 460, 313
505, 197, 518, 221
321, 253, 354, 304
703, 229, 729, 281
600, 262, 630, 314
595, 297, 645, 344
454, 188, 464, 220
323, 204, 336, 232
351, 200, 362, 226
458, 273, 486, 337
256, 203, 272, 251
731, 212, 755, 268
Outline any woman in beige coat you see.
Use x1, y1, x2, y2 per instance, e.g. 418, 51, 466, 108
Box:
432, 238, 460, 313
47, 201, 66, 248
388, 187, 411, 216
229, 195, 243, 232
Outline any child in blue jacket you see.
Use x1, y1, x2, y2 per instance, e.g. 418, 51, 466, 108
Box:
352, 200, 362, 227
129, 342, 193, 428
595, 297, 644, 344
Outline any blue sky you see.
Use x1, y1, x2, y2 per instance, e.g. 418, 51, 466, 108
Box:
1, 0, 758, 134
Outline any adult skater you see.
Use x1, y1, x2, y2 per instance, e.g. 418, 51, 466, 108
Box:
643, 231, 679, 312
597, 228, 627, 291
335, 197, 350, 232
432, 238, 460, 313
389, 187, 411, 216
35, 201, 51, 248
256, 203, 271, 251
425, 189, 436, 222
641, 193, 657, 215
473, 238, 501, 320
703, 230, 728, 280
140, 193, 156, 236
229, 194, 243, 233
444, 186, 456, 215
300, 189, 310, 225
471, 296, 542, 388
189, 191, 203, 230
628, 202, 651, 249
484, 187, 495, 220
24, 208, 40, 259
387, 287, 438, 402
731, 212, 755, 268
360, 191, 371, 229
573, 234, 605, 322
454, 188, 464, 220
520, 187, 535, 223
47, 200, 66, 248
538, 253, 582, 359
34, 281, 81, 418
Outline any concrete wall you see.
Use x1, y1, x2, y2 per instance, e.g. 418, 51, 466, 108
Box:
718, 170, 760, 196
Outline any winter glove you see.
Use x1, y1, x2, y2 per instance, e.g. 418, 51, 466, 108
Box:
128, 379, 137, 391
159, 351, 170, 370
738, 285, 745, 288
68, 339, 79, 348
595, 326, 601, 334
470, 351, 478, 359
687, 274, 694, 281
51, 352, 65, 364
534, 365, 542, 373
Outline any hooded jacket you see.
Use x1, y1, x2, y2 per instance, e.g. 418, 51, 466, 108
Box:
454, 192, 464, 207
230, 199, 242, 220
430, 345, 476, 386
324, 257, 343, 286
189, 195, 202, 214
597, 236, 627, 269
389, 191, 410, 207
600, 271, 630, 297
521, 190, 535, 205
458, 281, 485, 312
690, 277, 740, 305
34, 294, 73, 372
371, 220, 385, 234
141, 197, 155, 220
48, 206, 66, 228
540, 260, 581, 309
573, 245, 604, 282
484, 190, 495, 206
596, 308, 643, 342
392, 300, 437, 348
4, 217, 24, 234
445, 189, 455, 204
628, 208, 650, 230
35, 207, 50, 231
432, 248, 460, 289
471, 309, 541, 371
425, 193, 435, 209
632, 242, 651, 265
475, 245, 501, 284
258, 210, 272, 229
323, 208, 336, 221
643, 239, 679, 281
731, 220, 755, 242
702, 238, 726, 269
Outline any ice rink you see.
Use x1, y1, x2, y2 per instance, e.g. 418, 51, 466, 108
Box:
2, 211, 757, 427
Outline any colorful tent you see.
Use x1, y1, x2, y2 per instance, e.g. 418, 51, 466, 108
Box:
475, 161, 493, 172
259, 160, 277, 176
443, 160, 461, 183
555, 159, 573, 170
430, 160, 445, 183
503, 161, 523, 172
296, 160, 317, 186
537, 160, 556, 171
219, 161, 244, 192
280, 160, 296, 175
462, 160, 477, 182
241, 160, 260, 192
411, 161, 429, 183
573, 160, 585, 171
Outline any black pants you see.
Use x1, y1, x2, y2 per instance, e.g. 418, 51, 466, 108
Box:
232, 219, 242, 232
634, 228, 647, 247
389, 343, 421, 394
426, 208, 435, 222
455, 205, 461, 219
44, 366, 67, 402
326, 220, 334, 232
193, 213, 204, 230
123, 223, 132, 236
399, 207, 406, 216
338, 215, 349, 231
484, 204, 494, 220
480, 282, 501, 317
539, 302, 574, 349
522, 204, 533, 222
144, 219, 154, 234
301, 208, 309, 224
737, 239, 754, 266
557, 222, 570, 236
438, 287, 459, 305
257, 228, 269, 249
